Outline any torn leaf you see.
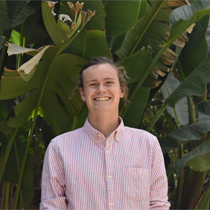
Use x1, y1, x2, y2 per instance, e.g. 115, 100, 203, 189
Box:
5, 42, 47, 57
6, 42, 36, 56
46, 1, 57, 9
17, 45, 50, 82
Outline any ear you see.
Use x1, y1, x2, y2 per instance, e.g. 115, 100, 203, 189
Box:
120, 86, 125, 98
79, 87, 86, 101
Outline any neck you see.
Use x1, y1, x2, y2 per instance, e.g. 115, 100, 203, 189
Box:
88, 112, 119, 138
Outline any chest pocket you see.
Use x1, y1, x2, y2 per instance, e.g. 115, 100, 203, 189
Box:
125, 167, 150, 201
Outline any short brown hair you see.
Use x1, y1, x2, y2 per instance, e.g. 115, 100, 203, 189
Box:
79, 56, 129, 106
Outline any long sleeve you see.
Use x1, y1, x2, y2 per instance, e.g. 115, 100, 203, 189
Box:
40, 140, 67, 210
150, 138, 170, 209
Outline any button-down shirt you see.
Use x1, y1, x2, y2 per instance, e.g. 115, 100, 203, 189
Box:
40, 118, 170, 209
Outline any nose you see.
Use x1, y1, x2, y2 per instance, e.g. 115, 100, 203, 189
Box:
97, 83, 106, 93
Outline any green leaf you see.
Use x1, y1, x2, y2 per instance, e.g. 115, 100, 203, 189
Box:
120, 46, 153, 119
178, 15, 209, 78
159, 120, 210, 154
206, 15, 210, 54
195, 186, 210, 210
0, 36, 5, 50
0, 100, 7, 120
123, 46, 152, 84
105, 0, 141, 36
10, 11, 48, 47
185, 143, 210, 172
138, 0, 146, 20
165, 57, 210, 108
109, 33, 126, 54
170, 0, 210, 26
196, 100, 210, 121
83, 30, 112, 59
171, 138, 210, 176
42, 1, 95, 51
42, 1, 73, 48
115, 0, 171, 57
83, 0, 105, 30
0, 50, 87, 136
7, 1, 35, 28
1, 125, 34, 208
0, 1, 10, 35
73, 105, 88, 130
123, 87, 150, 128
160, 72, 189, 126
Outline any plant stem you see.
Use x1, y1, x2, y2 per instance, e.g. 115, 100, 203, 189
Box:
17, 23, 25, 69
0, 128, 18, 183
179, 168, 206, 209
14, 140, 24, 208
72, 115, 78, 131
4, 182, 10, 210
201, 84, 207, 101
13, 48, 58, 209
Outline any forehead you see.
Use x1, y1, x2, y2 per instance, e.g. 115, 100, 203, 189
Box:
82, 63, 118, 81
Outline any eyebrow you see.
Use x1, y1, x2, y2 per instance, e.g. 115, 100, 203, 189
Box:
86, 78, 115, 84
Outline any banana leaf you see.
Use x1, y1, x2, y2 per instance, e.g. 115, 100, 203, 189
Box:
159, 120, 210, 154
164, 56, 210, 108
160, 72, 189, 126
0, 0, 34, 35
0, 1, 10, 36
196, 101, 210, 121
1, 124, 34, 208
195, 186, 210, 210
178, 14, 209, 78
105, 0, 141, 36
169, 0, 210, 26
0, 51, 87, 135
171, 138, 210, 176
115, 0, 172, 57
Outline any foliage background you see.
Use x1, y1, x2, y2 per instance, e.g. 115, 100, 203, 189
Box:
0, 0, 210, 209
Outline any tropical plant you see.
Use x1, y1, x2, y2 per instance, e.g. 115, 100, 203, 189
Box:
0, 0, 210, 209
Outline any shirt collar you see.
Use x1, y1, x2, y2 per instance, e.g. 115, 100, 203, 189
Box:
83, 117, 124, 143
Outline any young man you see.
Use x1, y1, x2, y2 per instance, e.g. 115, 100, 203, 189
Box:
40, 57, 170, 209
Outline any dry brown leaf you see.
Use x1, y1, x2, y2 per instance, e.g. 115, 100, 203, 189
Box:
67, 2, 76, 18
186, 23, 196, 33
75, 1, 84, 15
46, 1, 57, 9
167, 0, 187, 7
173, 34, 189, 47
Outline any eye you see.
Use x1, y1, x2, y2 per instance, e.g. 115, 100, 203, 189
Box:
106, 81, 114, 85
89, 83, 96, 86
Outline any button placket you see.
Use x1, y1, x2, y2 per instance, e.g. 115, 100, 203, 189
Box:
105, 138, 114, 209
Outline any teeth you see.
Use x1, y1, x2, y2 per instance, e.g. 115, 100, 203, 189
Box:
95, 97, 110, 101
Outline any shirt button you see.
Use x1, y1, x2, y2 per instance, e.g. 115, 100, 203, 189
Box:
109, 202, 113, 206
108, 175, 112, 179
106, 150, 110, 154
98, 133, 101, 137
116, 137, 119, 140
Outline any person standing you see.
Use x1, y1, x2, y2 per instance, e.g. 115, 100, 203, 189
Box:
40, 56, 170, 209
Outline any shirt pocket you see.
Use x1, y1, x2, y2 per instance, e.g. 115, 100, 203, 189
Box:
125, 167, 150, 201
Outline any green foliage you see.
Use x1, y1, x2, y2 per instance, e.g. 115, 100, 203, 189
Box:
0, 0, 210, 209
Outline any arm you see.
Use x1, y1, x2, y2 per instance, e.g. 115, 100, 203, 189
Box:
40, 140, 67, 210
150, 138, 170, 209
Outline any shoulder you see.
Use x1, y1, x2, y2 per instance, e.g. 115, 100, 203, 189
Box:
124, 126, 157, 141
47, 127, 84, 149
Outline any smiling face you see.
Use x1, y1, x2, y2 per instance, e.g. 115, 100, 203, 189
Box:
79, 63, 125, 116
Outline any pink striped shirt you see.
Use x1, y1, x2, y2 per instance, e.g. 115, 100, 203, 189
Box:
40, 118, 170, 209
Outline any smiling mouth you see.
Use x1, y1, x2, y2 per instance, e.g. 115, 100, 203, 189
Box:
94, 97, 111, 101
